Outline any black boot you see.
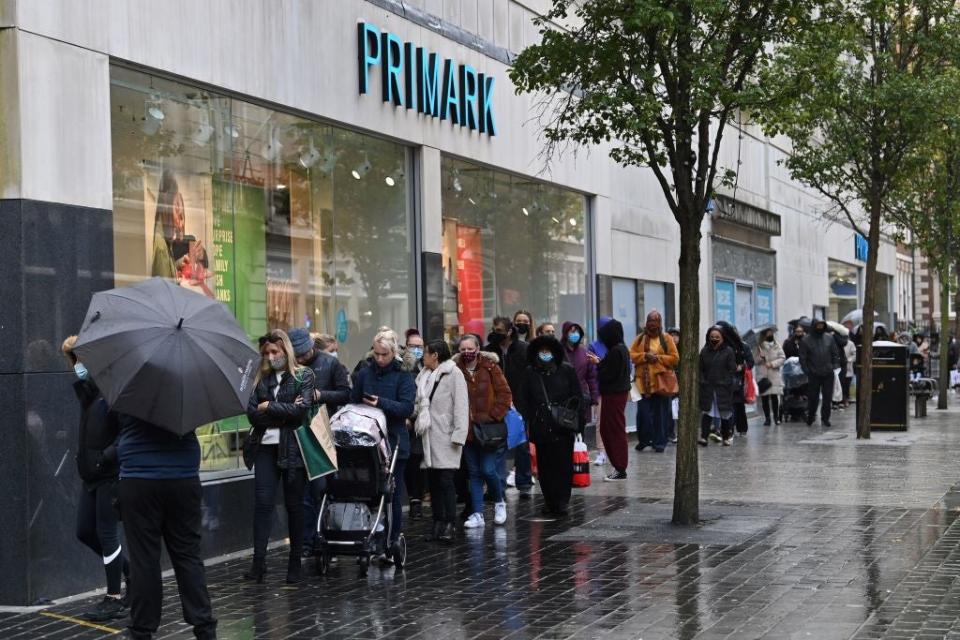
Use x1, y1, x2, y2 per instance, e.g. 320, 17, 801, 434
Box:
424, 521, 442, 541
285, 554, 302, 584
410, 499, 423, 520
438, 522, 455, 544
244, 556, 266, 583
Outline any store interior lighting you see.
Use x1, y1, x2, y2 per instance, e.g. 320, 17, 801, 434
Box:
224, 124, 240, 139
142, 98, 165, 135
385, 166, 404, 187
351, 154, 372, 180
299, 138, 321, 168
260, 127, 283, 162
319, 148, 339, 175
191, 109, 214, 146
522, 206, 530, 216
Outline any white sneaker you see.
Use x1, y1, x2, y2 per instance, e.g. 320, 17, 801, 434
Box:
494, 502, 507, 525
506, 470, 516, 487
593, 452, 607, 466
463, 513, 485, 529
722, 438, 732, 446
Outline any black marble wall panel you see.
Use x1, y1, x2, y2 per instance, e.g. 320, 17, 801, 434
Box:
0, 373, 28, 605
421, 251, 444, 342
0, 200, 25, 375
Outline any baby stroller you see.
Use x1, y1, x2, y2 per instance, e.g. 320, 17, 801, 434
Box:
314, 404, 406, 577
781, 357, 808, 422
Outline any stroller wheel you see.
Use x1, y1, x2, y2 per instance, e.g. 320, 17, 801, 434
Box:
316, 552, 331, 576
358, 555, 369, 577
392, 534, 407, 572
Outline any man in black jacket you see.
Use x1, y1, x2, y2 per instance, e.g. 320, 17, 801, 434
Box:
289, 327, 351, 557
799, 319, 842, 427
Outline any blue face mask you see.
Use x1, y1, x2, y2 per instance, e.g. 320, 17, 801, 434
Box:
538, 351, 554, 364
74, 362, 89, 380
568, 332, 581, 344
409, 347, 424, 361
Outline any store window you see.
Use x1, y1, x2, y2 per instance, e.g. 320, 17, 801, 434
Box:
828, 259, 860, 322
440, 157, 588, 338
110, 67, 414, 472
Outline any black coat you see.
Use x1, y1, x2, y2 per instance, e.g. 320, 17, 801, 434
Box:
800, 331, 841, 377
596, 319, 631, 395
483, 339, 528, 396
699, 345, 737, 415
303, 351, 350, 414
351, 360, 417, 460
246, 367, 315, 469
515, 337, 583, 444
73, 379, 120, 488
783, 337, 802, 360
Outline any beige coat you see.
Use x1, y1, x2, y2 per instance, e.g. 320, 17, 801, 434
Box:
756, 339, 786, 396
413, 359, 469, 470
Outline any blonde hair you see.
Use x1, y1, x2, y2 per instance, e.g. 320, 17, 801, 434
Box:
372, 328, 400, 356
255, 329, 298, 385
61, 335, 78, 364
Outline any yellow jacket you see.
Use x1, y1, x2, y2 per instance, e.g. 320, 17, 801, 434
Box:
629, 332, 680, 396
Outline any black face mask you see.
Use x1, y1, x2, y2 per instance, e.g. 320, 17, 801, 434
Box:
515, 323, 530, 336
487, 332, 506, 346
814, 325, 826, 334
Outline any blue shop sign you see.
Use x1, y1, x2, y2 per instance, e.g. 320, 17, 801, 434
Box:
357, 21, 496, 136
855, 233, 869, 262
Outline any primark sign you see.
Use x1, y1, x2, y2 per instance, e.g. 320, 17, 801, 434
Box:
357, 22, 497, 136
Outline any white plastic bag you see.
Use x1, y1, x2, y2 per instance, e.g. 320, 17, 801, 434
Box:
832, 368, 842, 403
671, 397, 680, 421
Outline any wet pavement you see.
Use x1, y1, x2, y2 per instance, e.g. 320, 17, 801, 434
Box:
5, 396, 960, 639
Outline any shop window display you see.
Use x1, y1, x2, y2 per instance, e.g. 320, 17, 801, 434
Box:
440, 157, 588, 338
110, 67, 413, 472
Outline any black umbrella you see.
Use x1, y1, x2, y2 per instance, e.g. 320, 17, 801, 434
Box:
73, 277, 260, 435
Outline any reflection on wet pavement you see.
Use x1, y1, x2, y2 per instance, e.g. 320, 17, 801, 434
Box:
6, 404, 960, 639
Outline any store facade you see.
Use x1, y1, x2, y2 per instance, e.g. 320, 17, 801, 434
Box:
0, 0, 602, 604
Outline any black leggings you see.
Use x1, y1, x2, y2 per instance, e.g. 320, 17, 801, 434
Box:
701, 414, 732, 439
761, 395, 780, 423
733, 402, 748, 433
428, 469, 456, 524
76, 481, 126, 595
406, 453, 426, 502
253, 445, 307, 559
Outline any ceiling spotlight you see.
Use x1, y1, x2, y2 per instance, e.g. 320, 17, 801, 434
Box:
191, 110, 214, 146
276, 183, 287, 190
351, 154, 372, 180
522, 207, 530, 216
385, 176, 395, 187
260, 127, 283, 162
468, 198, 477, 205
319, 148, 339, 175
142, 98, 165, 136
224, 125, 240, 139
569, 218, 578, 227
551, 216, 561, 224
299, 138, 321, 169
452, 169, 463, 192
385, 166, 404, 187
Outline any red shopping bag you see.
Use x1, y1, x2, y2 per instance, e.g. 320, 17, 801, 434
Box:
572, 436, 591, 488
529, 442, 538, 477
744, 368, 758, 404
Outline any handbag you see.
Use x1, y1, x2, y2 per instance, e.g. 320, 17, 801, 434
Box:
654, 369, 679, 396
473, 421, 508, 450
538, 375, 580, 433
757, 377, 773, 394
242, 426, 263, 471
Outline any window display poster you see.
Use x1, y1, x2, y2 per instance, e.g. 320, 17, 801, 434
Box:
715, 279, 735, 324
756, 286, 774, 326
456, 224, 484, 330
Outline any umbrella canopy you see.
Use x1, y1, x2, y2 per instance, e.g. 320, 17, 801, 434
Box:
840, 309, 879, 325
73, 277, 259, 435
826, 320, 849, 336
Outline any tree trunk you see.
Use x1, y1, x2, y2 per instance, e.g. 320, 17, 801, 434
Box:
672, 215, 702, 525
938, 264, 951, 410
856, 203, 883, 439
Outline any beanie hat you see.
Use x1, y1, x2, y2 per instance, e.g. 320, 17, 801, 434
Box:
288, 328, 313, 357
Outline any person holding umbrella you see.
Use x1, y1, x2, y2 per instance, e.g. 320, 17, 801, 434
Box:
74, 277, 261, 640
245, 330, 315, 584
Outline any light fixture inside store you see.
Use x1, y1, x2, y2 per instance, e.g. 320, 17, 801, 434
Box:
142, 98, 165, 136
351, 154, 372, 180
551, 216, 561, 224
569, 218, 578, 226
299, 138, 321, 169
260, 127, 283, 162
191, 109, 214, 146
319, 148, 339, 175
277, 183, 287, 190
385, 166, 404, 187
224, 125, 240, 139
522, 207, 530, 216
468, 198, 477, 205
452, 169, 463, 192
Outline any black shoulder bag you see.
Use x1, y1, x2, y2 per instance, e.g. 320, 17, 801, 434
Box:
538, 374, 580, 433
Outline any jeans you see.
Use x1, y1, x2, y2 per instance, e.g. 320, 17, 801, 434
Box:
428, 469, 456, 524
119, 477, 216, 640
464, 442, 504, 515
511, 442, 533, 490
253, 445, 307, 559
76, 481, 126, 595
637, 395, 670, 450
807, 374, 834, 423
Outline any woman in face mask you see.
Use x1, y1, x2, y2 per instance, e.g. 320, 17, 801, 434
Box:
513, 310, 534, 342
561, 321, 599, 429
62, 336, 128, 623
699, 327, 737, 446
455, 335, 513, 529
756, 329, 786, 425
403, 328, 427, 519
245, 329, 315, 584
515, 336, 583, 516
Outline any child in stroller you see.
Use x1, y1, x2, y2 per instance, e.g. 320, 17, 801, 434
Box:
780, 358, 808, 422
314, 404, 407, 577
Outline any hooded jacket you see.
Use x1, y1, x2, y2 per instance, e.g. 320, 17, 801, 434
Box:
596, 318, 631, 395
453, 350, 512, 442
629, 311, 680, 396
561, 321, 599, 407
515, 336, 584, 443
700, 332, 738, 415
715, 320, 753, 403
482, 334, 527, 396
73, 378, 120, 488
800, 323, 842, 377
589, 316, 614, 359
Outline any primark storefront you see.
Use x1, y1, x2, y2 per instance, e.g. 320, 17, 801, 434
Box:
0, 1, 598, 603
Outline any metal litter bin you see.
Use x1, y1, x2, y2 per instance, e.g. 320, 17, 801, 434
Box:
856, 342, 909, 431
